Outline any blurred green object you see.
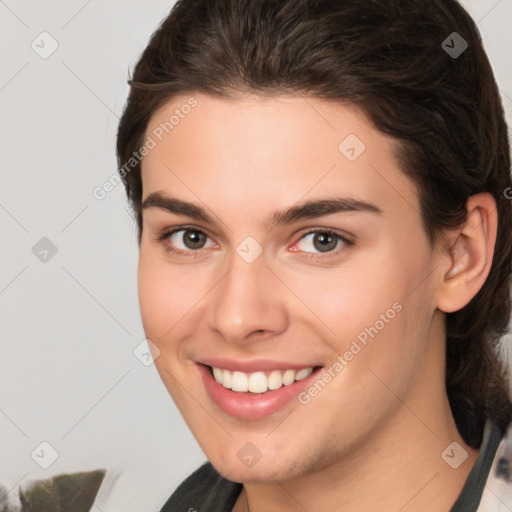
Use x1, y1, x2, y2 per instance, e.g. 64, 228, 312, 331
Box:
0, 469, 106, 512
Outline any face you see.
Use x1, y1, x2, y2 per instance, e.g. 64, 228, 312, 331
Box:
138, 92, 444, 482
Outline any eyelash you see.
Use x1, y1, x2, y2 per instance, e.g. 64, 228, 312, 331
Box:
155, 225, 355, 260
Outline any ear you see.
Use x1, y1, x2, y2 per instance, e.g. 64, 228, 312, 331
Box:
436, 192, 497, 313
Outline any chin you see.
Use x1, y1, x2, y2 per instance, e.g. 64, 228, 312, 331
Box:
205, 444, 304, 483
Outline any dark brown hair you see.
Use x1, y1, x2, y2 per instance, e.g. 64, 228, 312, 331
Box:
116, 0, 512, 448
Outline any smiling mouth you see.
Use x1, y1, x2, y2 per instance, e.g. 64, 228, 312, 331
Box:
204, 364, 323, 394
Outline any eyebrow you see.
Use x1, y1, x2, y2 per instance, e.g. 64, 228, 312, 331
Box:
141, 191, 383, 231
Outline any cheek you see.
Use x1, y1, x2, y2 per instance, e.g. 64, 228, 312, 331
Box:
137, 255, 164, 337
286, 253, 407, 341
328, 243, 435, 387
289, 238, 431, 367
136, 253, 198, 401
137, 251, 214, 342
137, 252, 183, 342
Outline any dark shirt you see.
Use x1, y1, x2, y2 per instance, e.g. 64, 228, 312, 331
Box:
160, 418, 509, 512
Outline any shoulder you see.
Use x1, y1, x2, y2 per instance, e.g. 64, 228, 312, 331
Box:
478, 420, 512, 510
159, 461, 243, 512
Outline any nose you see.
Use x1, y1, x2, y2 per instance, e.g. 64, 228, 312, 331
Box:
207, 248, 289, 343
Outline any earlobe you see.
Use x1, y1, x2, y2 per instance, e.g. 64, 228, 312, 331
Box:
436, 192, 497, 313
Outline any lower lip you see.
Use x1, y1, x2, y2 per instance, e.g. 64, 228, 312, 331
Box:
196, 363, 323, 421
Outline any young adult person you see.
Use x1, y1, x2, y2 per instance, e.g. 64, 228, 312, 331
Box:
116, 1, 512, 510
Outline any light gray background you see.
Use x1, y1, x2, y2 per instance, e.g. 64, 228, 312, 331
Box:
1, 1, 511, 511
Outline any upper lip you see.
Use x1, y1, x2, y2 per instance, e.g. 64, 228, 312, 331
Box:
195, 357, 322, 373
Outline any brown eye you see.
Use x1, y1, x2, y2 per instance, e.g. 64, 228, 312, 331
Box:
295, 230, 345, 254
169, 229, 210, 250
312, 232, 338, 252
291, 229, 354, 260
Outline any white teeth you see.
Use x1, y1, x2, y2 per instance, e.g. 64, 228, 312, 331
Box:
248, 372, 268, 393
282, 369, 296, 386
212, 367, 224, 384
222, 369, 232, 389
231, 371, 248, 392
267, 370, 283, 390
211, 366, 315, 393
295, 367, 313, 381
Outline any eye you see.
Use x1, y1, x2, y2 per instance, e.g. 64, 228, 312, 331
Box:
156, 226, 354, 260
291, 229, 353, 259
157, 227, 216, 256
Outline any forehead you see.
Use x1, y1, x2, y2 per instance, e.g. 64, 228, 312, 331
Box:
140, 92, 420, 223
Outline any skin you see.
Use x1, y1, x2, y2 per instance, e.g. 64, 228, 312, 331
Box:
138, 92, 497, 512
